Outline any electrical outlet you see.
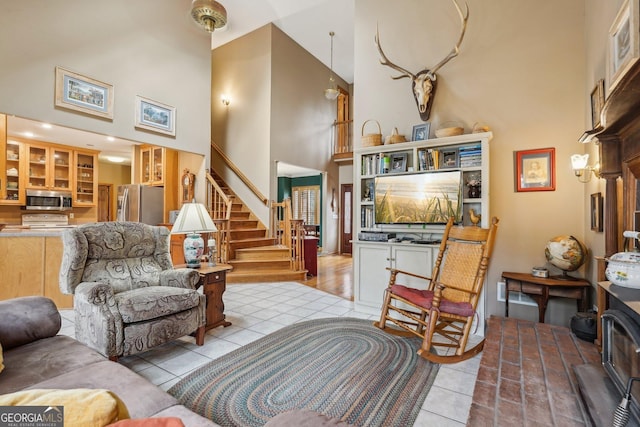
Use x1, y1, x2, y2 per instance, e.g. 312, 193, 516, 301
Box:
69, 213, 74, 219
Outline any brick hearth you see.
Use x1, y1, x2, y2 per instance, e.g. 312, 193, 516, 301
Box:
468, 316, 601, 426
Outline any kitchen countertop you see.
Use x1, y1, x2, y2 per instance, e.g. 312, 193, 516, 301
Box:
0, 226, 75, 237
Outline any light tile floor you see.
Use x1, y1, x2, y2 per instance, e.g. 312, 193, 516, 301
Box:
59, 281, 480, 426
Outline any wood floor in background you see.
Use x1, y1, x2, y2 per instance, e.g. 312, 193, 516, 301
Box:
297, 254, 353, 301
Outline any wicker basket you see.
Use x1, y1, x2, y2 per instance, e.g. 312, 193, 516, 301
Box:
386, 127, 407, 144
361, 120, 382, 147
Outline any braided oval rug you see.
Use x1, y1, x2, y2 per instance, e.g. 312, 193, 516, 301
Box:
168, 317, 439, 427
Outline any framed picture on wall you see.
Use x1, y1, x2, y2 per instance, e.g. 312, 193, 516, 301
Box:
135, 95, 176, 136
607, 0, 640, 95
514, 148, 555, 192
590, 79, 605, 130
591, 192, 603, 232
55, 66, 114, 119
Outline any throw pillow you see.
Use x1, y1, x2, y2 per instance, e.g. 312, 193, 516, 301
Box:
107, 417, 185, 427
0, 389, 129, 427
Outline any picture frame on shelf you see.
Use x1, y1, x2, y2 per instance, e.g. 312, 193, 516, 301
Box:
135, 95, 176, 136
54, 66, 114, 119
591, 192, 603, 232
390, 153, 407, 173
515, 147, 555, 192
590, 79, 605, 130
607, 0, 639, 95
412, 123, 430, 141
441, 148, 459, 169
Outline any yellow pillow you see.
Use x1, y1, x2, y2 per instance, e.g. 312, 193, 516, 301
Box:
0, 342, 4, 373
0, 389, 129, 427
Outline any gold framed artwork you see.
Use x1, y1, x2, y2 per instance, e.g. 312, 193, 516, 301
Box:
55, 66, 114, 119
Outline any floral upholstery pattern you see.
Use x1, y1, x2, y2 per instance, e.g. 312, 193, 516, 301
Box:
59, 222, 205, 359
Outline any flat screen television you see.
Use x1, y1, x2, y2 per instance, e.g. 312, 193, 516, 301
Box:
374, 170, 463, 224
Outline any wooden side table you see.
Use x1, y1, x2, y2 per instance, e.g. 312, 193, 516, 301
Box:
178, 264, 233, 331
502, 271, 591, 323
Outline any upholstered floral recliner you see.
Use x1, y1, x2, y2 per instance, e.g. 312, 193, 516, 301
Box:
59, 222, 206, 361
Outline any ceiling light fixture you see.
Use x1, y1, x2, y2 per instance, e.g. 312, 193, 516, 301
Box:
190, 0, 227, 33
324, 31, 339, 101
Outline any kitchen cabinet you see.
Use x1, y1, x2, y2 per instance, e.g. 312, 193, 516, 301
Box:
138, 145, 179, 223
2, 138, 25, 205
140, 145, 177, 187
0, 234, 73, 308
74, 150, 98, 206
26, 143, 72, 191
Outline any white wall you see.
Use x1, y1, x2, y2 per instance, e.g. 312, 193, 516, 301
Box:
355, 0, 587, 324
0, 0, 211, 160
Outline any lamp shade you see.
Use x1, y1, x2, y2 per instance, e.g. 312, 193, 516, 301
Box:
171, 202, 217, 234
171, 202, 217, 268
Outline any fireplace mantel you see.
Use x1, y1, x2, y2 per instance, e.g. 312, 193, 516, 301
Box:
586, 61, 640, 256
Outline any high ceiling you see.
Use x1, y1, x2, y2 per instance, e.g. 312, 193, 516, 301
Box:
6, 0, 355, 173
210, 0, 355, 83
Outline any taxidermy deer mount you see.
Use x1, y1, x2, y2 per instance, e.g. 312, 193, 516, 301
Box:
375, 0, 469, 121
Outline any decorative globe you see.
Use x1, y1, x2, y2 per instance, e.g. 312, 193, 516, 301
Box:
544, 235, 587, 273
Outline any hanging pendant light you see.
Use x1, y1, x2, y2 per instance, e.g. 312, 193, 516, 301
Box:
191, 0, 227, 33
324, 31, 339, 100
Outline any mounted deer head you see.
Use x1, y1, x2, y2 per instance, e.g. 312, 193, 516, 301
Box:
375, 0, 469, 121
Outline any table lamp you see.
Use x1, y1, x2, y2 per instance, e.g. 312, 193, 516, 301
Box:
170, 202, 217, 268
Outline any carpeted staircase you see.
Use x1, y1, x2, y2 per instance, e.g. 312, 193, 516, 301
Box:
210, 171, 307, 283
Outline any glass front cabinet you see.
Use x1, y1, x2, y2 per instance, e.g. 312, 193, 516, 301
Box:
74, 150, 98, 206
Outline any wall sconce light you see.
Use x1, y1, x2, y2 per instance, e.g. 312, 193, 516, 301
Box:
221, 95, 230, 106
571, 153, 600, 183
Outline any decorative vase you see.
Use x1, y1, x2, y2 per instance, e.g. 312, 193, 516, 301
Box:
183, 233, 204, 268
468, 185, 481, 198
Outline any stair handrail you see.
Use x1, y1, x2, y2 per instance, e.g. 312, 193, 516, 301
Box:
269, 199, 305, 272
205, 171, 232, 264
211, 141, 269, 205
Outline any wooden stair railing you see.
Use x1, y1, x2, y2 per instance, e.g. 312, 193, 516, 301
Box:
205, 171, 232, 264
211, 141, 268, 205
270, 199, 305, 272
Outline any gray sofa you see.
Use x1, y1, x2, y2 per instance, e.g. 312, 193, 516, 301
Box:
0, 296, 217, 426
0, 296, 352, 426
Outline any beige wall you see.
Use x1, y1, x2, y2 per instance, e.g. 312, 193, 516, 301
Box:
355, 0, 587, 324
0, 0, 211, 164
211, 24, 348, 253
211, 25, 273, 223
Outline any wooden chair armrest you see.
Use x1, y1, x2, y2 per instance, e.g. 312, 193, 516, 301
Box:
434, 281, 478, 295
386, 267, 432, 282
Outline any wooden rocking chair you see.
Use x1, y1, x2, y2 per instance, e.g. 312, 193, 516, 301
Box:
374, 216, 499, 363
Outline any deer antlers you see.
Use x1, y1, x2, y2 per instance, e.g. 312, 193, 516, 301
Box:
375, 0, 469, 121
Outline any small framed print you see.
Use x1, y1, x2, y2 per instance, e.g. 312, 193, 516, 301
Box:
412, 123, 430, 141
440, 148, 458, 168
591, 192, 603, 232
590, 79, 605, 130
55, 66, 113, 119
515, 148, 555, 192
390, 153, 407, 173
135, 95, 176, 136
608, 0, 640, 94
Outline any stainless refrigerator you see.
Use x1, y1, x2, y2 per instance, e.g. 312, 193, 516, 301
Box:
116, 184, 164, 225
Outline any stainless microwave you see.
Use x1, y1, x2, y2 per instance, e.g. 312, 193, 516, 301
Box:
25, 190, 73, 211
